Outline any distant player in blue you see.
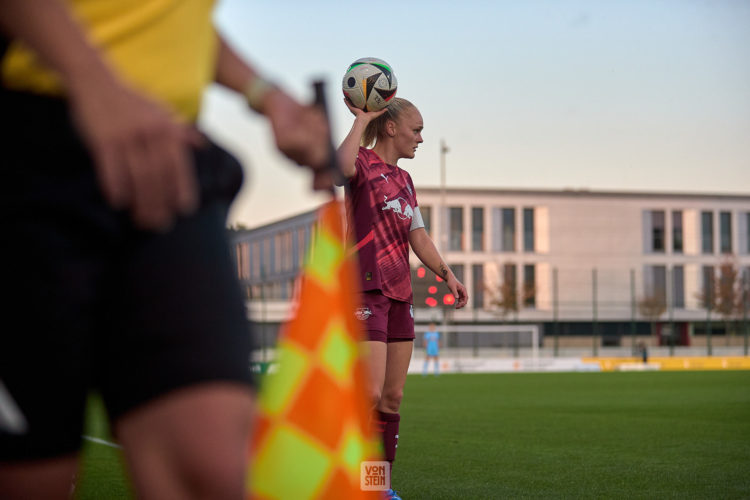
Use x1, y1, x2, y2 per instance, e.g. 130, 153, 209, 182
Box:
423, 322, 441, 375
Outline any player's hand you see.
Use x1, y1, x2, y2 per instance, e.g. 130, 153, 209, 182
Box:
447, 277, 469, 309
344, 97, 388, 122
68, 78, 202, 231
264, 89, 334, 190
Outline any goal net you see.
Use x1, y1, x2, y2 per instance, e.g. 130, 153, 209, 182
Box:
414, 323, 540, 367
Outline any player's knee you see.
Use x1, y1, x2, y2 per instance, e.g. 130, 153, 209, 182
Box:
380, 388, 403, 413
369, 387, 383, 408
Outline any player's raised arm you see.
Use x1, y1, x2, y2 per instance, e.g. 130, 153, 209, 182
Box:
408, 227, 469, 309
337, 99, 387, 179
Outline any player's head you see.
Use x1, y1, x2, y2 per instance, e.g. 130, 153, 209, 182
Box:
428, 322, 436, 330
361, 98, 423, 159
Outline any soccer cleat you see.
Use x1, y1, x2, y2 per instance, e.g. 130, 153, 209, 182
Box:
384, 488, 402, 500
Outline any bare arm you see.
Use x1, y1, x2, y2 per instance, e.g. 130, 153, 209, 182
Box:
409, 228, 468, 308
213, 34, 332, 188
0, 0, 201, 231
336, 99, 387, 178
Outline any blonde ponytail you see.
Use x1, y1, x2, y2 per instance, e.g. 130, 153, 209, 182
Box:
361, 98, 416, 148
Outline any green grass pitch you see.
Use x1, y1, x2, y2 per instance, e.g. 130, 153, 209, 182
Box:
75, 371, 750, 499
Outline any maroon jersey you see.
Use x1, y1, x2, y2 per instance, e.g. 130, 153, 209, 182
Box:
346, 147, 418, 303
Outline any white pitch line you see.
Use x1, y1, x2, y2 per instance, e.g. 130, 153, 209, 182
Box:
82, 435, 122, 449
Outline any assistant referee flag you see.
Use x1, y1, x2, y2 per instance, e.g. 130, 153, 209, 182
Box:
248, 200, 380, 499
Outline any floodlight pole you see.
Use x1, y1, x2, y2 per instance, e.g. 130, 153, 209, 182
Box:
439, 139, 449, 255
630, 269, 637, 353
592, 268, 598, 357
743, 269, 749, 356
553, 267, 559, 357
668, 267, 675, 356
439, 140, 449, 347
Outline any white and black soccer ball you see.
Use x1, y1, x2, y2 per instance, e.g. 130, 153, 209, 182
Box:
342, 57, 397, 112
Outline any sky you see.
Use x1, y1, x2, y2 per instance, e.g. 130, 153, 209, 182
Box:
199, 0, 750, 228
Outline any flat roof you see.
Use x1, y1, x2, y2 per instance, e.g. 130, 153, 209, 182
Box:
414, 186, 750, 201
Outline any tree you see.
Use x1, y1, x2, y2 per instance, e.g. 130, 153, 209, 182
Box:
694, 257, 745, 344
489, 277, 519, 320
715, 257, 742, 344
638, 292, 666, 339
486, 262, 535, 321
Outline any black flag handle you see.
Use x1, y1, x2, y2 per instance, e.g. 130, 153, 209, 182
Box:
312, 80, 345, 191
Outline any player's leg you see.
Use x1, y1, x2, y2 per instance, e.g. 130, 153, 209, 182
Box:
114, 383, 253, 499
0, 94, 104, 499
367, 341, 388, 407
97, 141, 255, 499
378, 339, 412, 497
378, 340, 413, 414
377, 299, 414, 498
356, 291, 391, 407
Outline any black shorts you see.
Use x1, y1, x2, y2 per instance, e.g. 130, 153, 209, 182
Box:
0, 90, 254, 461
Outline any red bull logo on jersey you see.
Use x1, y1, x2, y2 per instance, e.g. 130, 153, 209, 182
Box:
355, 306, 373, 321
381, 195, 413, 220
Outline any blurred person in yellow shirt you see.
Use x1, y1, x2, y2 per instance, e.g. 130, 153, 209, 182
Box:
0, 1, 332, 498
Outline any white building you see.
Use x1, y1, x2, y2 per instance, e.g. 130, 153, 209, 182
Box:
230, 188, 750, 349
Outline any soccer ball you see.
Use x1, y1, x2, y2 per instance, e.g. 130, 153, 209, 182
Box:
342, 57, 397, 112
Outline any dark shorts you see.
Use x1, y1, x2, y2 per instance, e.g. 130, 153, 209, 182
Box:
0, 90, 254, 461
355, 291, 415, 343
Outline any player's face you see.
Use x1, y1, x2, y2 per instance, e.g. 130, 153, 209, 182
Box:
393, 108, 424, 160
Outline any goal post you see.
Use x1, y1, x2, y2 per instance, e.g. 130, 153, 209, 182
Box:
414, 323, 540, 368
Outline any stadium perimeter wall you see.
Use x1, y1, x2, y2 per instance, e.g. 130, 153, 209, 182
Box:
406, 355, 750, 374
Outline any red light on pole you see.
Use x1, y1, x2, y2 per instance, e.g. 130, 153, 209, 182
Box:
442, 294, 455, 306
436, 276, 444, 283
425, 297, 438, 308
417, 267, 426, 278
428, 286, 437, 294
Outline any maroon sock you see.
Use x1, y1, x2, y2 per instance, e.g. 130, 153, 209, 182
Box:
378, 411, 400, 488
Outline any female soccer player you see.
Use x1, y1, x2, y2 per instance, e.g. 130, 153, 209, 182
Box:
338, 97, 468, 499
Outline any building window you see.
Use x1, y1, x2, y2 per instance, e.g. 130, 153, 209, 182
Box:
274, 233, 283, 273
651, 210, 665, 253
448, 264, 465, 307
701, 265, 715, 309
496, 263, 518, 314
452, 264, 465, 283
503, 208, 515, 252
471, 207, 484, 251
672, 211, 683, 253
236, 242, 249, 280
449, 207, 464, 251
523, 208, 535, 252
701, 211, 714, 254
672, 265, 684, 309
421, 205, 432, 237
296, 227, 307, 269
523, 264, 536, 308
263, 238, 272, 277
645, 265, 667, 306
252, 241, 261, 279
720, 211, 732, 254
472, 264, 484, 310
285, 231, 294, 271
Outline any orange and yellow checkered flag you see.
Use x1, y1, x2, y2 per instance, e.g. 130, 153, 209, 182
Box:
247, 200, 380, 500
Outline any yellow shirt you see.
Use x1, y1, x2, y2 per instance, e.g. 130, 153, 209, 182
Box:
1, 0, 217, 121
